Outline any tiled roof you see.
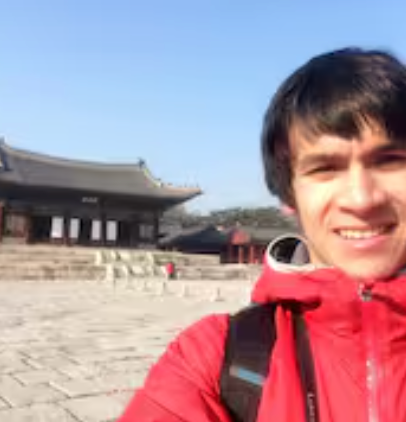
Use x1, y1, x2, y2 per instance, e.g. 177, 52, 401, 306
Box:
0, 139, 201, 202
159, 224, 229, 248
234, 226, 294, 243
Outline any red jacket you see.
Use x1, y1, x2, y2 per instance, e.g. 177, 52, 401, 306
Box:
118, 238, 406, 421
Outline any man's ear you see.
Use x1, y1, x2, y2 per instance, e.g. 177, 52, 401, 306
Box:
280, 204, 296, 217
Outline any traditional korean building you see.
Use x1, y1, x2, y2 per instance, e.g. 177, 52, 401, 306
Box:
160, 224, 229, 255
161, 225, 295, 264
0, 140, 201, 247
226, 226, 290, 264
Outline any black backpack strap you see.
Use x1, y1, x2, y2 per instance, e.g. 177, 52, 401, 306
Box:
220, 303, 319, 422
293, 312, 319, 422
220, 303, 277, 422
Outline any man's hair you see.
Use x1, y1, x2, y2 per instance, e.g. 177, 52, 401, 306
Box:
261, 47, 406, 206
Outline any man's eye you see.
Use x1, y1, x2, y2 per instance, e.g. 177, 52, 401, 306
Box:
376, 154, 406, 168
307, 166, 337, 175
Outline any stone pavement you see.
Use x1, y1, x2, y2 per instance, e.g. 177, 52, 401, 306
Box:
0, 279, 247, 421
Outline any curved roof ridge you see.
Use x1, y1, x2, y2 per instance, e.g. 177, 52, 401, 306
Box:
0, 139, 144, 172
140, 163, 201, 194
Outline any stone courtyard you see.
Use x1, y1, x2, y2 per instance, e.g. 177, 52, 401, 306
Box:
0, 278, 247, 421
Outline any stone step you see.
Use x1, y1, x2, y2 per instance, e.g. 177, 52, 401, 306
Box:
97, 250, 220, 267
0, 245, 97, 269
0, 244, 253, 283
0, 262, 97, 269
0, 249, 95, 261
153, 253, 219, 266
102, 262, 257, 281
174, 264, 261, 281
0, 255, 94, 264
0, 265, 105, 281
0, 253, 95, 266
0, 244, 96, 254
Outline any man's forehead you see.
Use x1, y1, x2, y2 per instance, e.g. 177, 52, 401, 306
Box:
289, 123, 399, 158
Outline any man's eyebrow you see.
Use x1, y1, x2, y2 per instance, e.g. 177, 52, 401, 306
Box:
372, 144, 406, 154
295, 153, 343, 169
296, 145, 406, 169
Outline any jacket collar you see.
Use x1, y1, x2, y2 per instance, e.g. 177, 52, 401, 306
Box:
251, 234, 406, 306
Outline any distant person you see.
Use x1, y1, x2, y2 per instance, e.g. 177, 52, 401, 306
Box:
118, 47, 406, 421
165, 261, 176, 280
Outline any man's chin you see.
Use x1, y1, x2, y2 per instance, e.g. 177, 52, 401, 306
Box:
336, 264, 398, 282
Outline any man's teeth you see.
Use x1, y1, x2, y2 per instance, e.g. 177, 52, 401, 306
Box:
339, 228, 386, 239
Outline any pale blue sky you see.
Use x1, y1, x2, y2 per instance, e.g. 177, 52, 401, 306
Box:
1, 1, 405, 213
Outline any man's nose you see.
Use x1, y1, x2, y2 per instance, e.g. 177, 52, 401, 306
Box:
336, 167, 387, 212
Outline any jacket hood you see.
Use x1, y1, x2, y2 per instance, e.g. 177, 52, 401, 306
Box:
251, 234, 406, 306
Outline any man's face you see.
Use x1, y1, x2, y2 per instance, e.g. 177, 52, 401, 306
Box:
290, 123, 406, 280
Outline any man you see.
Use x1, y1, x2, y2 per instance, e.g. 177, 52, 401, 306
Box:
118, 48, 406, 421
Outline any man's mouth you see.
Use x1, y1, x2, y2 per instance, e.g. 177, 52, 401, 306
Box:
337, 225, 393, 240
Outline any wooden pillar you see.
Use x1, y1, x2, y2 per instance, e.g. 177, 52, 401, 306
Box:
249, 244, 255, 264
260, 246, 266, 262
256, 246, 261, 263
153, 213, 159, 246
23, 211, 31, 244
132, 218, 139, 247
24, 213, 32, 244
63, 212, 70, 246
100, 214, 106, 246
238, 246, 244, 264
134, 220, 140, 247
127, 218, 133, 247
227, 243, 233, 264
0, 203, 5, 243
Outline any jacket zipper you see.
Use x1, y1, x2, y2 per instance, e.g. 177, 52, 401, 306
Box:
359, 284, 380, 422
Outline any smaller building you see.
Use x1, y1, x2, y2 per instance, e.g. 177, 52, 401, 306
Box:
160, 225, 293, 264
224, 226, 290, 264
160, 225, 229, 255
